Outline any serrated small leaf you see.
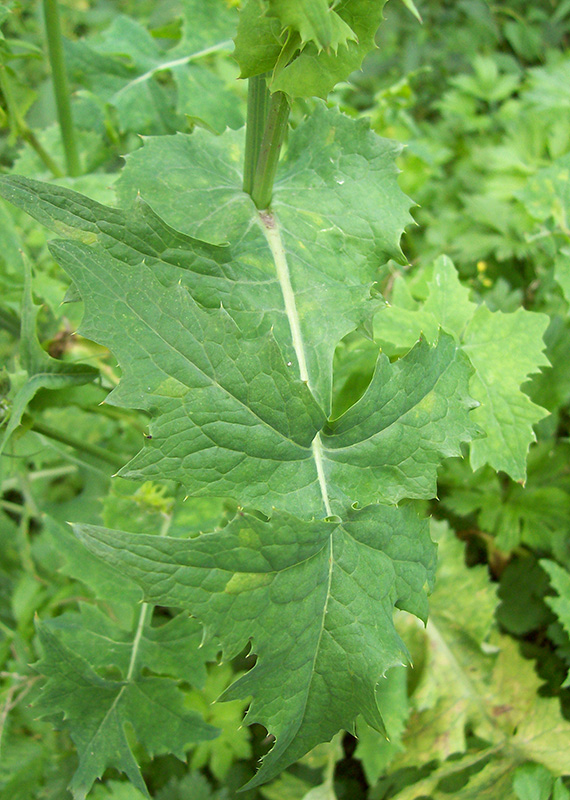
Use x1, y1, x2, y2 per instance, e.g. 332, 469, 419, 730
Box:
235, 0, 388, 98
34, 618, 218, 800
267, 0, 358, 52
375, 256, 550, 481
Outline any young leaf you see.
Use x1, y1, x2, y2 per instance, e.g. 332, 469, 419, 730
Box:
267, 0, 358, 53
34, 614, 218, 800
73, 504, 436, 787
234, 0, 389, 98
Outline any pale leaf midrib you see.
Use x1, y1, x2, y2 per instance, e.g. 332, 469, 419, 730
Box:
258, 208, 335, 753
112, 40, 234, 102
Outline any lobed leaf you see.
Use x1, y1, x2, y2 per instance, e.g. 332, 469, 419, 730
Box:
74, 503, 436, 787
0, 106, 478, 787
35, 620, 218, 800
267, 0, 358, 53
374, 256, 550, 481
234, 0, 388, 99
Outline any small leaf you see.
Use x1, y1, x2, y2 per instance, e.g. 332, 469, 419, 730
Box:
267, 0, 358, 52
375, 256, 550, 481
34, 614, 218, 800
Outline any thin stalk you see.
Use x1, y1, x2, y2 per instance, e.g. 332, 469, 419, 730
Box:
251, 91, 290, 210
243, 73, 270, 196
0, 65, 63, 178
42, 0, 80, 176
30, 419, 125, 468
126, 512, 172, 681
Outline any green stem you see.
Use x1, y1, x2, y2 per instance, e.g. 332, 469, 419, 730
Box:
251, 91, 290, 210
243, 74, 270, 196
126, 512, 172, 681
30, 419, 125, 468
42, 0, 81, 177
0, 65, 64, 178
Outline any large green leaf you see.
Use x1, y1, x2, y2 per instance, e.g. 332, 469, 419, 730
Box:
116, 104, 412, 412
0, 174, 475, 513
74, 503, 436, 787
374, 256, 550, 481
0, 105, 479, 788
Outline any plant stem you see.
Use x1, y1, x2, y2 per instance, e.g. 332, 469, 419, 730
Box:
42, 0, 81, 177
243, 73, 270, 196
251, 91, 290, 210
126, 512, 172, 681
0, 64, 64, 178
30, 419, 125, 468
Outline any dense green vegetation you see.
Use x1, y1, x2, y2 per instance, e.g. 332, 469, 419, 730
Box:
0, 1, 569, 799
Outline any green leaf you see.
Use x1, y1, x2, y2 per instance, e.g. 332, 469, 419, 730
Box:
374, 256, 550, 481
234, 0, 388, 98
116, 105, 413, 413
267, 0, 358, 52
541, 559, 570, 687
1, 106, 479, 790
0, 113, 472, 517
65, 1, 240, 134
0, 259, 97, 457
463, 305, 549, 480
34, 614, 218, 800
73, 503, 436, 787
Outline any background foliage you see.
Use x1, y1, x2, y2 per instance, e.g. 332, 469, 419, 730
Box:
0, 0, 569, 798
